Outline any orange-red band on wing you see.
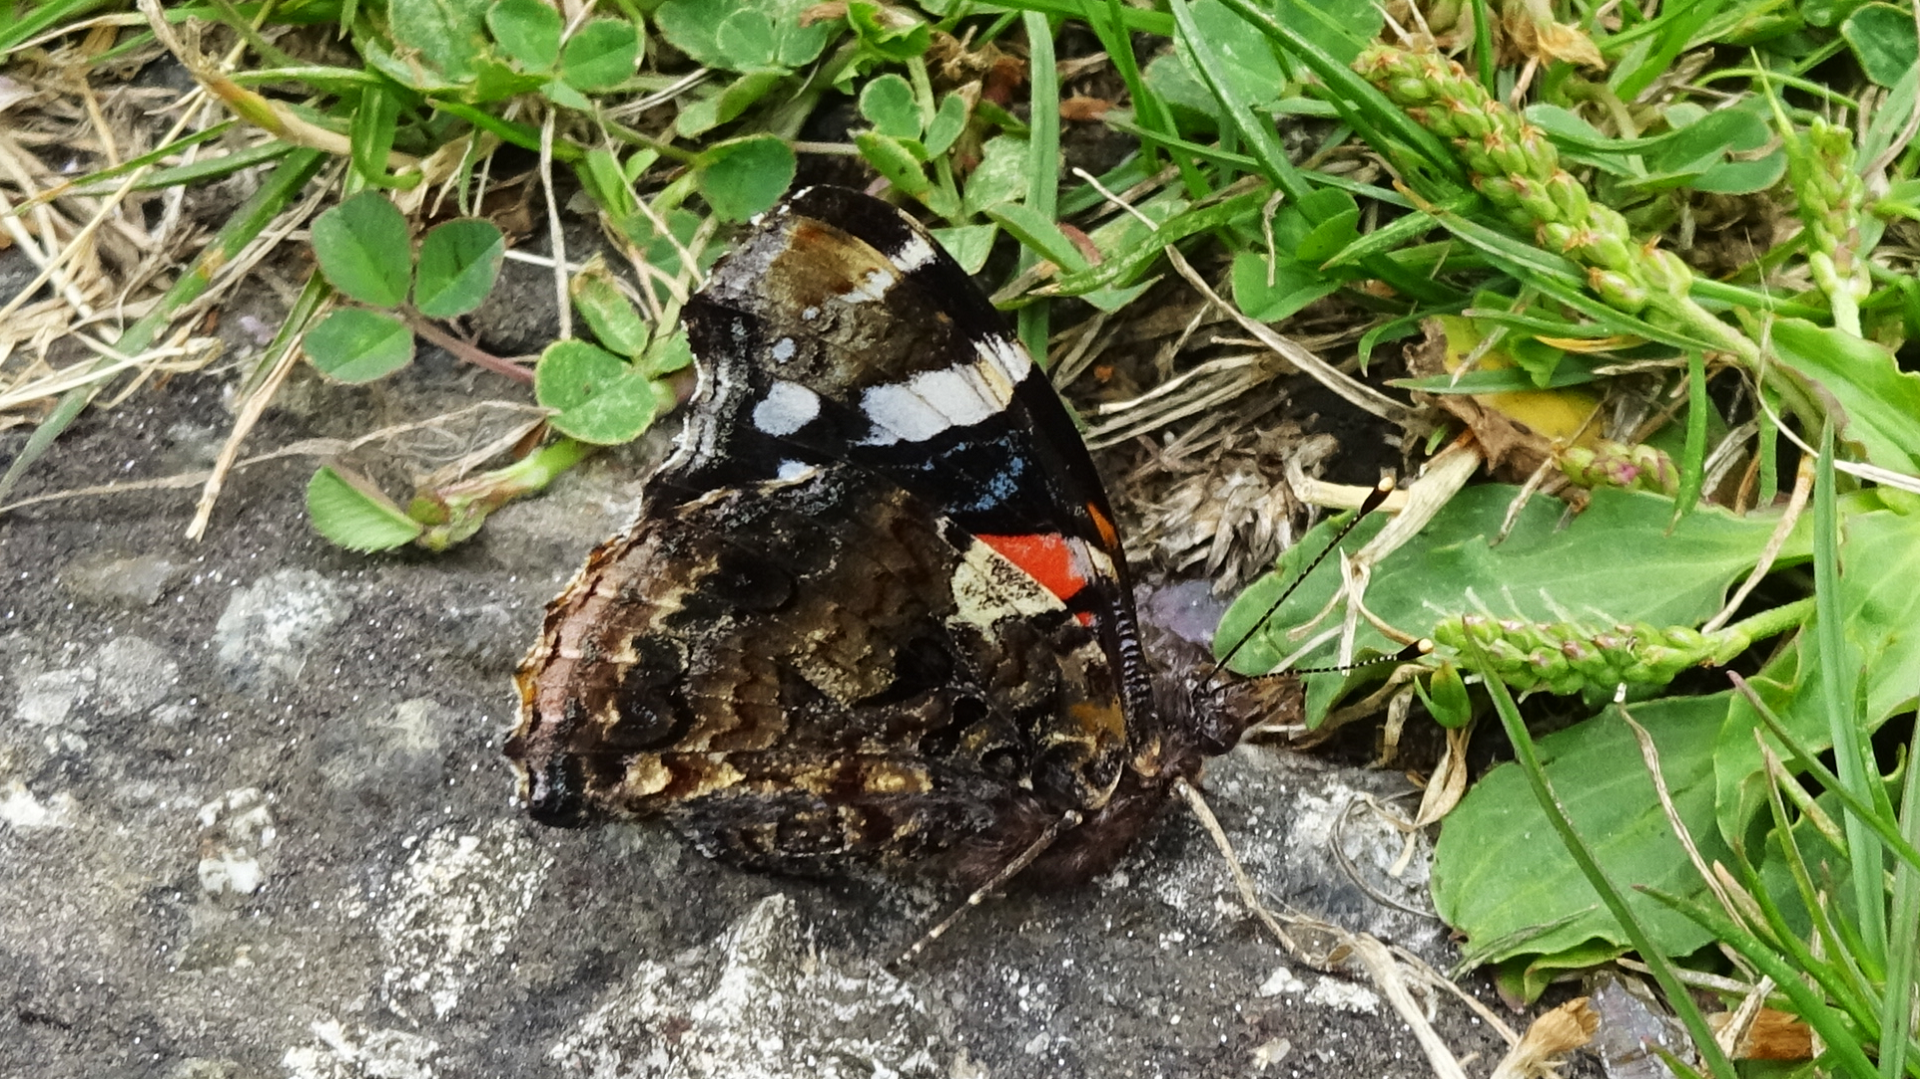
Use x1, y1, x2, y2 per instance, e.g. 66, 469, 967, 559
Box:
1085, 501, 1120, 552
976, 532, 1089, 605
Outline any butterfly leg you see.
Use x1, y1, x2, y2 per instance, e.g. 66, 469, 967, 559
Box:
891, 808, 1083, 968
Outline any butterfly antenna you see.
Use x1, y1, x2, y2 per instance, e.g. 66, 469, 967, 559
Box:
891, 810, 1081, 969
1210, 478, 1398, 684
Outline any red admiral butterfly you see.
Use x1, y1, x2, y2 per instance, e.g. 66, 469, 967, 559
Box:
506, 186, 1255, 886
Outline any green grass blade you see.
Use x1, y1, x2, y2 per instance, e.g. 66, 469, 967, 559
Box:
1883, 712, 1920, 1077
1674, 349, 1707, 516
1640, 886, 1881, 1078
1212, 0, 1462, 185
1816, 424, 1890, 962
1169, 0, 1448, 303
988, 0, 1171, 36
1017, 11, 1060, 365
1740, 678, 1920, 875
1079, 0, 1209, 195
0, 0, 116, 53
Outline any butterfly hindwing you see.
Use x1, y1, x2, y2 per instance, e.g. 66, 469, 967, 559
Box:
508, 463, 1129, 874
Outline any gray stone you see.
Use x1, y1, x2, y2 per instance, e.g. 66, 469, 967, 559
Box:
550, 894, 950, 1079
60, 552, 185, 606
94, 635, 180, 715
212, 568, 345, 692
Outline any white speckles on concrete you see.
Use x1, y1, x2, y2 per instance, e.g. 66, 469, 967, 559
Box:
0, 779, 75, 829
281, 1020, 441, 1079
376, 821, 548, 1021
214, 569, 345, 691
1259, 967, 1306, 997
197, 787, 275, 896
549, 894, 946, 1079
1304, 977, 1380, 1015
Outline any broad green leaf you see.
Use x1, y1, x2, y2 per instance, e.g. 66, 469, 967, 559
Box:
675, 70, 785, 137
855, 132, 932, 197
1691, 148, 1786, 194
304, 307, 414, 382
1231, 252, 1338, 321
570, 256, 651, 358
576, 147, 638, 219
560, 18, 640, 91
487, 0, 562, 70
1218, 486, 1802, 724
306, 465, 424, 552
961, 134, 1028, 216
534, 75, 585, 108
311, 191, 411, 307
1843, 2, 1920, 88
1176, 0, 1286, 110
618, 207, 705, 284
1271, 0, 1380, 66
536, 340, 659, 444
859, 73, 921, 139
1433, 693, 1733, 968
848, 0, 929, 61
716, 9, 779, 68
697, 135, 796, 221
1293, 205, 1360, 264
931, 224, 996, 274
924, 92, 968, 157
985, 203, 1089, 273
468, 57, 549, 103
414, 218, 504, 318
1768, 318, 1920, 475
1274, 188, 1354, 254
1642, 106, 1769, 175
1142, 52, 1222, 131
642, 329, 693, 378
653, 0, 833, 73
387, 0, 490, 82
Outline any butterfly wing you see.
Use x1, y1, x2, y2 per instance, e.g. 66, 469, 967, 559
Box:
671, 186, 1159, 742
508, 463, 1129, 874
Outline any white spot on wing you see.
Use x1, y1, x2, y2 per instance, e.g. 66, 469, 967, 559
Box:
889, 232, 938, 272
858, 363, 1003, 444
841, 267, 896, 304
981, 334, 1034, 383
858, 382, 947, 444
802, 306, 819, 321
907, 366, 997, 424
771, 337, 796, 364
752, 380, 822, 436
775, 460, 810, 481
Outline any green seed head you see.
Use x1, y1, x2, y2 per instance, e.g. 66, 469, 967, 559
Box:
1588, 267, 1650, 313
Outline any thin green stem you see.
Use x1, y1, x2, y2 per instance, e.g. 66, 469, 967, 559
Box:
1019, 11, 1059, 366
